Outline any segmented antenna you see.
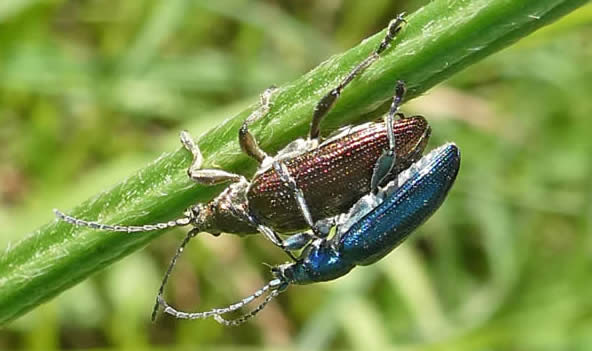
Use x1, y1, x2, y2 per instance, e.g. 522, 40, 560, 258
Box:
53, 209, 191, 233
157, 278, 284, 320
213, 288, 282, 326
151, 227, 199, 321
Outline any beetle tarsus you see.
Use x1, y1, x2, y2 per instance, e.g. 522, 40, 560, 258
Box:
181, 130, 243, 185
309, 12, 407, 140
239, 86, 278, 164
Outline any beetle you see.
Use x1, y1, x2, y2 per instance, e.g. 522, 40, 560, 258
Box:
156, 142, 461, 325
53, 13, 428, 319
54, 13, 415, 250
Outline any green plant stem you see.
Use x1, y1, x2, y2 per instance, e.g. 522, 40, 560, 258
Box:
0, 0, 586, 324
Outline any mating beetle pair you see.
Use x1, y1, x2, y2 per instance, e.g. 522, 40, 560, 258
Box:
159, 143, 460, 325
55, 13, 461, 325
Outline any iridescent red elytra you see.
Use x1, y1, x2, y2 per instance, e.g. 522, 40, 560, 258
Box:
247, 116, 430, 232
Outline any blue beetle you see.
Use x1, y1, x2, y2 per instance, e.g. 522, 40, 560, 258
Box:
53, 14, 425, 321
157, 142, 461, 325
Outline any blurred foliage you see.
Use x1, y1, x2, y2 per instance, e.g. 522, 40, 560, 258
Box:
0, 0, 591, 350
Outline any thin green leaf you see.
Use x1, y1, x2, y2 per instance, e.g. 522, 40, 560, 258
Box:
0, 0, 586, 324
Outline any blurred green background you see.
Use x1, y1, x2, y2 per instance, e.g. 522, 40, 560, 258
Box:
1, 0, 591, 350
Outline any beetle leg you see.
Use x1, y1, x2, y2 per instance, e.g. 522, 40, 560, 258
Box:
309, 13, 407, 140
224, 202, 299, 261
282, 232, 316, 251
180, 131, 243, 185
371, 81, 406, 193
273, 160, 326, 239
253, 222, 299, 261
239, 86, 278, 164
313, 217, 335, 238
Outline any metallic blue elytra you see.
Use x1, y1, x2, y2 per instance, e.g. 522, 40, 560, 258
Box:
339, 142, 461, 266
158, 142, 461, 325
282, 142, 460, 285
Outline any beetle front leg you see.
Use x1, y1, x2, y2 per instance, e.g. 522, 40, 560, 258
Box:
239, 86, 278, 164
180, 131, 243, 185
309, 13, 407, 140
251, 221, 299, 261
224, 203, 299, 261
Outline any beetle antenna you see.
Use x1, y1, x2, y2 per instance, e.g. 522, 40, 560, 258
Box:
156, 278, 286, 320
53, 208, 192, 233
151, 227, 200, 321
213, 288, 282, 326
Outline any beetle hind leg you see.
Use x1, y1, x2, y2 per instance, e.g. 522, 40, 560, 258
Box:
309, 13, 407, 141
371, 81, 406, 193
